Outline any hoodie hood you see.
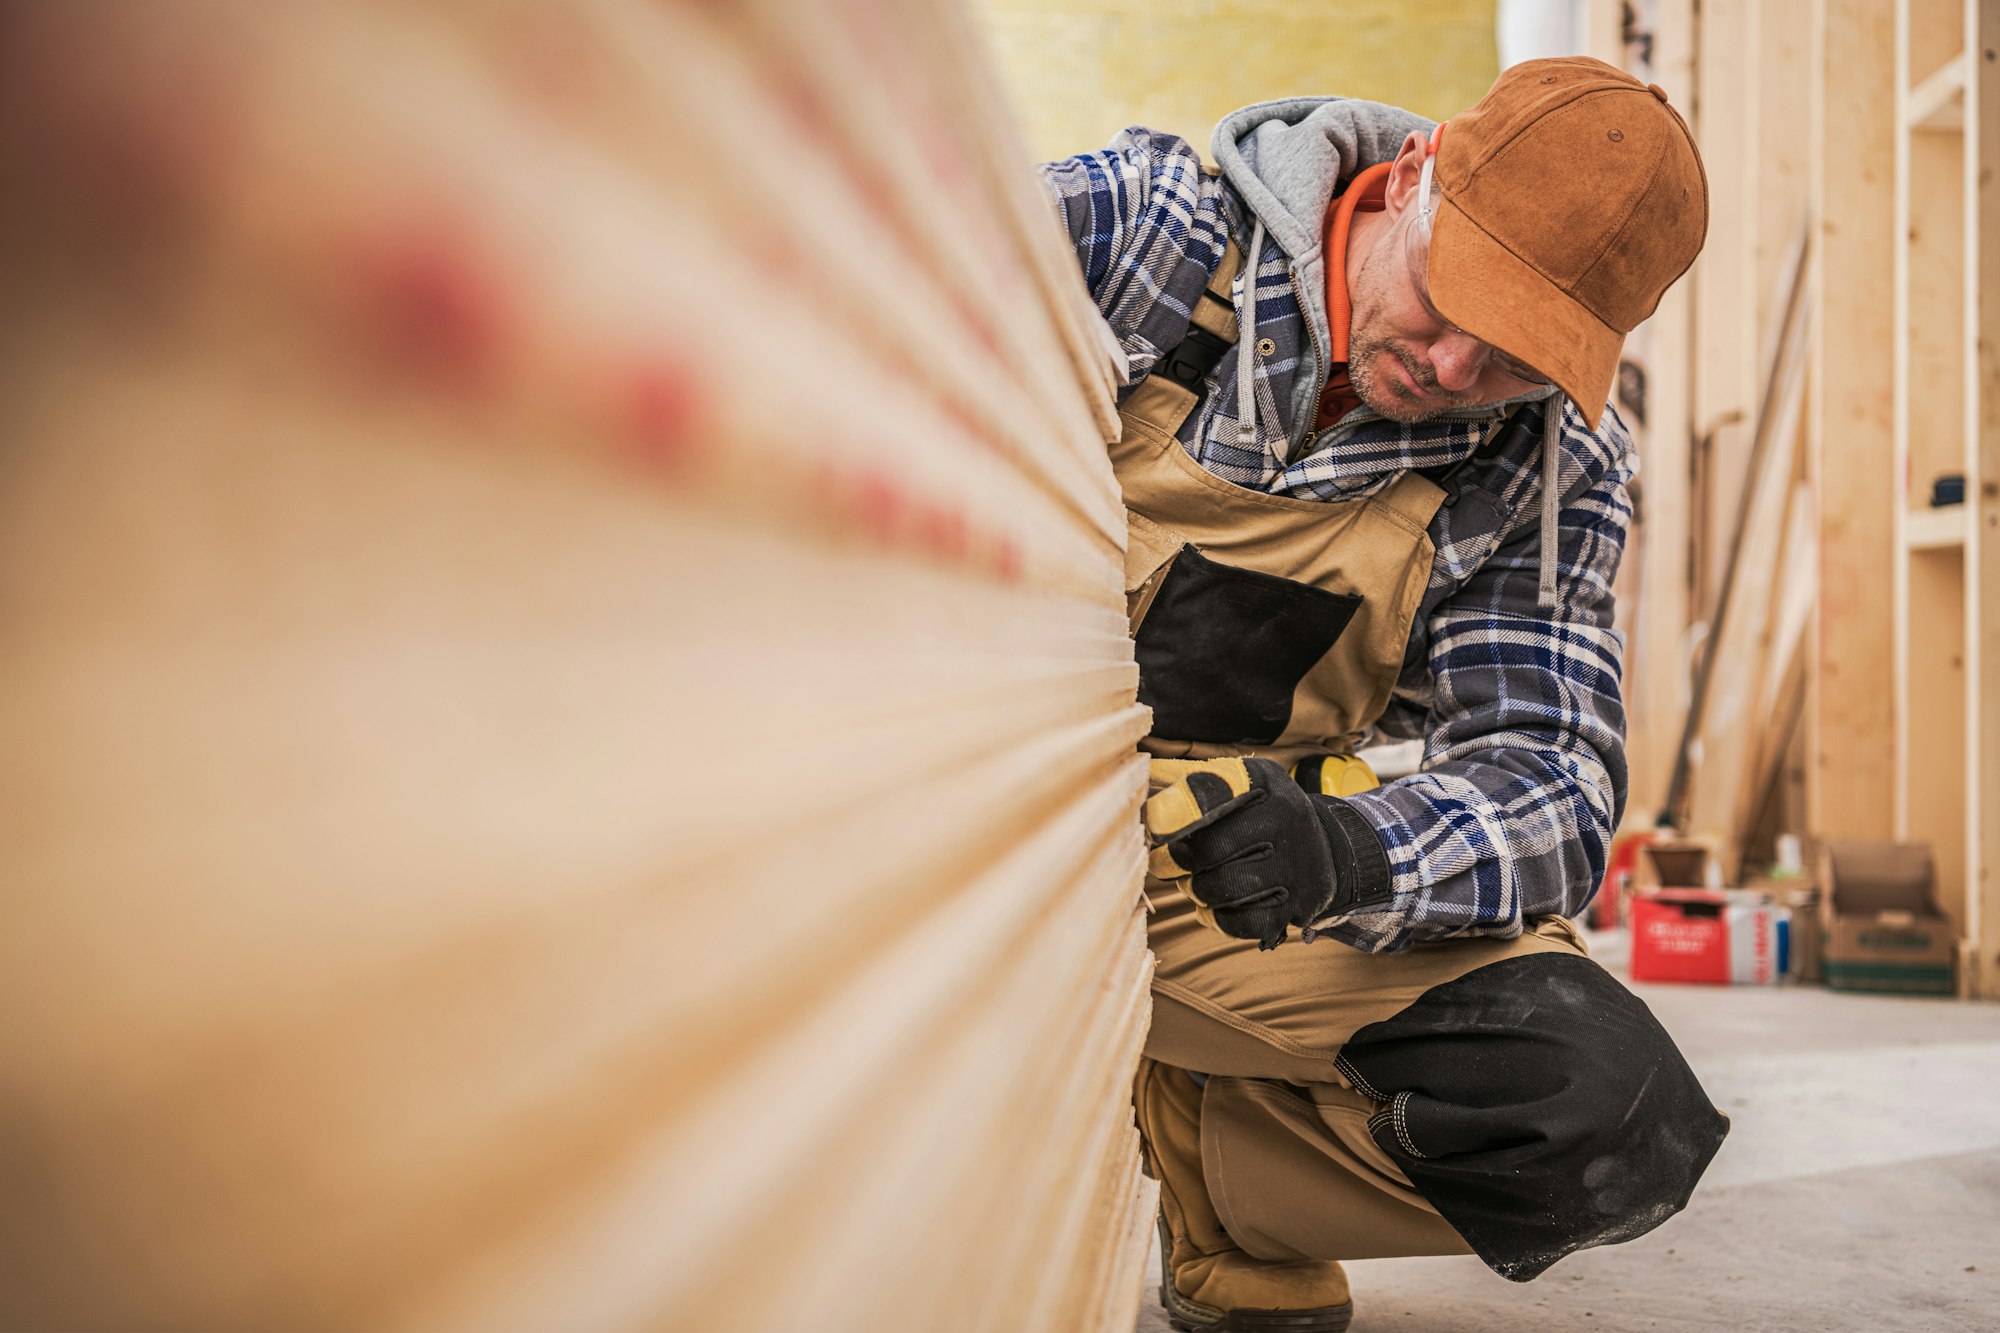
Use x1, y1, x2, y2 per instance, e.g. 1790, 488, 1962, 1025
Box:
1211, 97, 1434, 388
1211, 97, 1434, 259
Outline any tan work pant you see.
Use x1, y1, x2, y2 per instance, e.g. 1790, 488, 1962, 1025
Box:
1144, 885, 1591, 1264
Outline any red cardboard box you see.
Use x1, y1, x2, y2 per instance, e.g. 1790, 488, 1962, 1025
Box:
1632, 891, 1730, 983
1631, 890, 1789, 985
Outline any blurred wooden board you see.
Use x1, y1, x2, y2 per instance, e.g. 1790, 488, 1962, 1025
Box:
0, 2, 1154, 1328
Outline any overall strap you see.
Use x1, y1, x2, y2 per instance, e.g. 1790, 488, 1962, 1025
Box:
1115, 234, 1245, 445
1153, 237, 1242, 395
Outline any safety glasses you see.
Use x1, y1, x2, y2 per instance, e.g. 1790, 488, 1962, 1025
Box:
1402, 123, 1553, 387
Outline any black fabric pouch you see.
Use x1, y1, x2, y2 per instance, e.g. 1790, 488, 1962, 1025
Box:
1134, 546, 1359, 744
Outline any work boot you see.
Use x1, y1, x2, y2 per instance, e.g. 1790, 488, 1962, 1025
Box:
1135, 1059, 1353, 1332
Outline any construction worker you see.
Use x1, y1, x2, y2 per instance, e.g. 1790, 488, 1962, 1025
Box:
1038, 58, 1728, 1331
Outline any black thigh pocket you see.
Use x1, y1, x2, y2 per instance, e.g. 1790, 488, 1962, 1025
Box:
1134, 546, 1360, 744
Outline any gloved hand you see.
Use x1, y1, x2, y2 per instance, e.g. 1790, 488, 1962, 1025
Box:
1144, 757, 1390, 950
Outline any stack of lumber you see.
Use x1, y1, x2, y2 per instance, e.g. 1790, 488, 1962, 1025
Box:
1668, 229, 1816, 878
0, 3, 1153, 1328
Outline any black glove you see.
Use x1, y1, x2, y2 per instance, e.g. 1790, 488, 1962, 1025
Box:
1145, 757, 1392, 949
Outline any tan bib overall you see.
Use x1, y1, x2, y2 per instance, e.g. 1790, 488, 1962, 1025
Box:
1116, 241, 1445, 767
1123, 238, 1592, 1271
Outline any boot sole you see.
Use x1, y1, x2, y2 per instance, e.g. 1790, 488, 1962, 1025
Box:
1161, 1289, 1354, 1333
1158, 1219, 1353, 1333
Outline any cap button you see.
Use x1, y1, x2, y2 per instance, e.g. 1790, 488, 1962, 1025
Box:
1648, 82, 1670, 102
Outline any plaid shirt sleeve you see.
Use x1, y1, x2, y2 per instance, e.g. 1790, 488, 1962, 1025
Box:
1036, 129, 1226, 387
1320, 411, 1636, 953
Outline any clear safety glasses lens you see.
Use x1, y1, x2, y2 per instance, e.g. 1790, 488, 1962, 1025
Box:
1403, 155, 1552, 388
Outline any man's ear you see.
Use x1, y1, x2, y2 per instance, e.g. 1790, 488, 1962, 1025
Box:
1380, 129, 1431, 219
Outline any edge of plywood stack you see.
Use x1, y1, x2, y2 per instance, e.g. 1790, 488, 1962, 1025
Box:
0, 2, 1156, 1328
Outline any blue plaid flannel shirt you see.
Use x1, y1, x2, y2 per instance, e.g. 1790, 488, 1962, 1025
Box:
1042, 127, 1636, 951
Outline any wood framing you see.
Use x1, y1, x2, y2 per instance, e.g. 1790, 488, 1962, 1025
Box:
1971, 0, 1998, 995
1691, 0, 1760, 623
1891, 0, 1997, 996
1619, 0, 1699, 821
1634, 0, 1992, 995
1757, 0, 1815, 340
1807, 0, 1898, 846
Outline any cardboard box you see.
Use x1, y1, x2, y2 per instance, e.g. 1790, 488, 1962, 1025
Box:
1818, 841, 1955, 996
1630, 890, 1789, 985
1634, 840, 1722, 893
1782, 888, 1822, 983
1744, 871, 1821, 984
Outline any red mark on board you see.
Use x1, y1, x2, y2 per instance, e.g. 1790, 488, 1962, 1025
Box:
913, 503, 968, 563
850, 469, 907, 541
811, 459, 1020, 582
815, 462, 914, 546
350, 220, 508, 394
993, 538, 1023, 584
622, 358, 708, 479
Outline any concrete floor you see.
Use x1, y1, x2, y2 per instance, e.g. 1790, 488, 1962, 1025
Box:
1135, 930, 2000, 1333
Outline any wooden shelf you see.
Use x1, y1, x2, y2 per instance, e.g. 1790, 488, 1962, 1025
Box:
1908, 52, 1968, 131
1906, 504, 1969, 549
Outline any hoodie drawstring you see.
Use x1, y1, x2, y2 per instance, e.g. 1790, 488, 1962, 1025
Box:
1538, 402, 1561, 611
1235, 216, 1266, 451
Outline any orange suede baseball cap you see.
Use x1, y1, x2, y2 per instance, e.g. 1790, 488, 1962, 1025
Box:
1425, 57, 1708, 429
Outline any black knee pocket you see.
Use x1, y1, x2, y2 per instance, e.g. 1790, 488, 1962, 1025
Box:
1336, 953, 1729, 1281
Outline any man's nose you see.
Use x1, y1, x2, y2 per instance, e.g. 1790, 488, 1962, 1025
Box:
1429, 330, 1490, 392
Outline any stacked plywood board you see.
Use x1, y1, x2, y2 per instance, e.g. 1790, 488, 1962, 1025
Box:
0, 2, 1154, 1327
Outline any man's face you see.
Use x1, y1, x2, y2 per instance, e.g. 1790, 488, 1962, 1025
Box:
1344, 148, 1547, 425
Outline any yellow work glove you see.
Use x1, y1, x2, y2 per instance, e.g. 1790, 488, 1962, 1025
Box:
1145, 756, 1393, 949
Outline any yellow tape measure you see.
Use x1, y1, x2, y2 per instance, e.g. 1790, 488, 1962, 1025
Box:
1291, 753, 1380, 797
